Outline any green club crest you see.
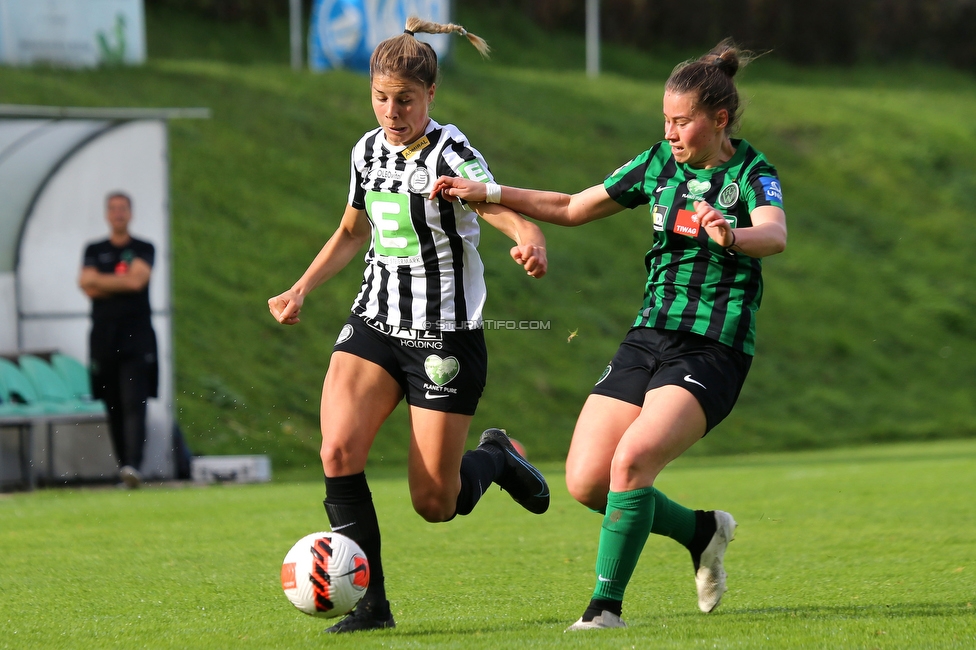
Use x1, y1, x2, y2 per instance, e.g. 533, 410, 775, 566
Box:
687, 179, 711, 197
718, 182, 740, 208
424, 355, 460, 386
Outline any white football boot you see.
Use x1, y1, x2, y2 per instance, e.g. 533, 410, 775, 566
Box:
695, 510, 737, 612
565, 611, 627, 631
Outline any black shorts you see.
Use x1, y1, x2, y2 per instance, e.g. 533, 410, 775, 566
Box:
591, 327, 752, 433
332, 314, 487, 416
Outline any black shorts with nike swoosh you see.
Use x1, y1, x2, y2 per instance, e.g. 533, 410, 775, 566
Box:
591, 327, 752, 433
332, 314, 487, 415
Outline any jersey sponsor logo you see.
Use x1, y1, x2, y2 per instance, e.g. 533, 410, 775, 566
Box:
652, 204, 669, 232
686, 178, 711, 199
457, 159, 490, 183
673, 209, 700, 237
407, 166, 431, 193
718, 182, 740, 208
399, 339, 443, 349
401, 135, 430, 160
335, 323, 354, 346
366, 191, 421, 257
596, 363, 612, 385
369, 167, 404, 182
363, 317, 443, 344
760, 176, 783, 203
424, 354, 460, 386
423, 384, 458, 396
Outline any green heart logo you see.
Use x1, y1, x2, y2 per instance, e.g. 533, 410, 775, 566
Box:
424, 355, 460, 386
687, 179, 711, 196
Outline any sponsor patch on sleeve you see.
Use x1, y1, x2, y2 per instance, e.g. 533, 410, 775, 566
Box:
760, 176, 783, 204
458, 160, 490, 182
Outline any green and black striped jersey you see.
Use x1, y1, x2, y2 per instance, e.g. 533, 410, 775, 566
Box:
604, 139, 783, 355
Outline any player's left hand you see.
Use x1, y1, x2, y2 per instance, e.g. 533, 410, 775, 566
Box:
694, 200, 734, 249
512, 244, 547, 278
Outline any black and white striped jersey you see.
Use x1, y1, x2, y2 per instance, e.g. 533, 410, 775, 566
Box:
347, 119, 494, 331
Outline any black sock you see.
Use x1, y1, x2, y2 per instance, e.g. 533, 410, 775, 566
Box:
687, 510, 717, 570
324, 472, 388, 611
453, 448, 498, 517
582, 597, 622, 621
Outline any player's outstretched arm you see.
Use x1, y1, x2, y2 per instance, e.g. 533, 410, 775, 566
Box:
472, 203, 547, 278
430, 177, 624, 226
268, 205, 370, 325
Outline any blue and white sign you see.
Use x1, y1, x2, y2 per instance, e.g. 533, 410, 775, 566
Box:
310, 0, 451, 73
0, 0, 145, 67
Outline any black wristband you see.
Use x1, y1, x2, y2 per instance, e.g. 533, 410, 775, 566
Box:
726, 229, 737, 250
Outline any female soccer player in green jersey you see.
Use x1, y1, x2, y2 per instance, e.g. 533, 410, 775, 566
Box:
269, 18, 551, 633
431, 39, 787, 630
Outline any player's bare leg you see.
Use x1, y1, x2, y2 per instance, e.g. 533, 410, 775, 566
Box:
565, 394, 640, 512
406, 408, 471, 522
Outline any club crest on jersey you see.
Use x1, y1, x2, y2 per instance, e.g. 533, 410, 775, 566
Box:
651, 204, 669, 232
686, 179, 711, 199
407, 167, 431, 193
717, 182, 739, 208
424, 355, 460, 386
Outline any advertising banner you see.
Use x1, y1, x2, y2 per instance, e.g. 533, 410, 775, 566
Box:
309, 0, 451, 73
0, 0, 146, 67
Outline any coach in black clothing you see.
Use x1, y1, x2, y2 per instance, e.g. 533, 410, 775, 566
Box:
79, 191, 158, 488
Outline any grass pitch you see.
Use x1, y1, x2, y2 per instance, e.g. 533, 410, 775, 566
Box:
2, 439, 975, 649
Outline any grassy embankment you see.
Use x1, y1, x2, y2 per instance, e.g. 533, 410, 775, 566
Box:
1, 7, 974, 475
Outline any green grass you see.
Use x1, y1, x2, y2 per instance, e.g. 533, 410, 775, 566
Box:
1, 439, 974, 648
1, 8, 975, 473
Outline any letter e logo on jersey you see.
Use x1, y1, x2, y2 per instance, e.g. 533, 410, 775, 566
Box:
424, 355, 460, 386
458, 160, 489, 183
673, 209, 700, 237
366, 191, 420, 257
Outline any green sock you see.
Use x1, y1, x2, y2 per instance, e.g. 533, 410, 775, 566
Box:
648, 487, 696, 548
591, 487, 655, 601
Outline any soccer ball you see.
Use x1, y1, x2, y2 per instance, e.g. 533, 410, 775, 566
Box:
280, 532, 369, 618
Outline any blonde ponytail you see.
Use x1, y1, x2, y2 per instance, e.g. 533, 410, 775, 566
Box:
404, 16, 490, 58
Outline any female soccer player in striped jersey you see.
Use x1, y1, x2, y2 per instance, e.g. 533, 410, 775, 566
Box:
432, 39, 787, 630
269, 18, 551, 633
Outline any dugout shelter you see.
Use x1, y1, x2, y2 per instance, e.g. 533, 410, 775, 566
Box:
0, 105, 206, 488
